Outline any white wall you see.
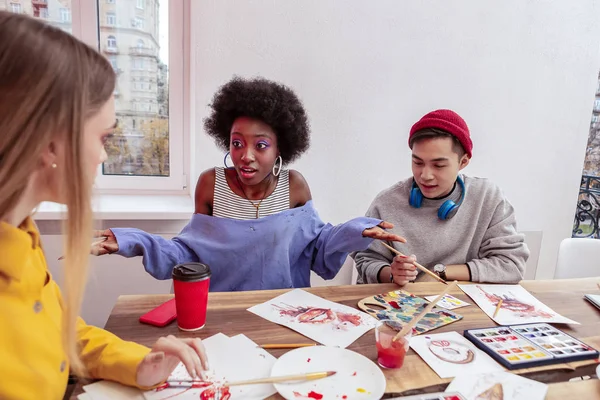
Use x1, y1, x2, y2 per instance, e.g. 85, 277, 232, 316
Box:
192, 0, 600, 279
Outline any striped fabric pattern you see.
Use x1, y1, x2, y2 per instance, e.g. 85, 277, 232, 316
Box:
212, 167, 290, 220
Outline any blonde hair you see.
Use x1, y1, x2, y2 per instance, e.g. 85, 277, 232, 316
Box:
0, 12, 115, 375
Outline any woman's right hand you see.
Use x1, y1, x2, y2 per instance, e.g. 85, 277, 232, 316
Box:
91, 229, 118, 255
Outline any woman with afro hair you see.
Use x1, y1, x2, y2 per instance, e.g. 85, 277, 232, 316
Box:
94, 77, 405, 291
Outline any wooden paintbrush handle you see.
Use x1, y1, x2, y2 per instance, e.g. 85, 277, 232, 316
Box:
227, 371, 335, 387
395, 281, 458, 339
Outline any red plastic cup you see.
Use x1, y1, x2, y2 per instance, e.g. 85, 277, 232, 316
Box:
375, 319, 412, 369
172, 263, 211, 331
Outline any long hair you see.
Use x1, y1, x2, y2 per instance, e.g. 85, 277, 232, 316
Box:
0, 12, 115, 375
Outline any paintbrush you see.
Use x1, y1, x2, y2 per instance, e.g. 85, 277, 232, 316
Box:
259, 343, 317, 349
393, 281, 458, 341
380, 242, 447, 285
493, 299, 503, 318
160, 371, 337, 389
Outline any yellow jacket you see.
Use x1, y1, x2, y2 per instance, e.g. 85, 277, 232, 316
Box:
0, 218, 150, 400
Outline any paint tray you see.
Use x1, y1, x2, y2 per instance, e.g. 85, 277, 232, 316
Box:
357, 289, 462, 335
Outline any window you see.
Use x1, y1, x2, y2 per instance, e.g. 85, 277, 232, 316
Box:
96, 0, 185, 192
60, 8, 71, 22
133, 17, 144, 29
133, 58, 145, 70
6, 1, 73, 34
6, 0, 185, 193
106, 12, 116, 26
107, 35, 117, 49
9, 3, 21, 13
108, 55, 118, 71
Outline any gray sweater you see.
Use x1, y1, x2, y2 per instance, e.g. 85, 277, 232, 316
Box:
353, 175, 529, 284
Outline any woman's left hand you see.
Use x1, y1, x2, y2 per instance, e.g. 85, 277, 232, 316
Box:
362, 221, 406, 243
136, 335, 209, 388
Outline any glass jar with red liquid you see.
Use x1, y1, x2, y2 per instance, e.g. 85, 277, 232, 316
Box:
375, 319, 412, 369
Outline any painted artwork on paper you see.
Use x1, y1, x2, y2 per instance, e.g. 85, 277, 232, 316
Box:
424, 294, 471, 310
458, 284, 579, 325
357, 289, 463, 335
446, 371, 548, 400
248, 289, 377, 348
409, 332, 503, 379
143, 333, 277, 400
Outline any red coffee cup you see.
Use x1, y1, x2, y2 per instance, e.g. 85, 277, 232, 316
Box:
172, 263, 211, 331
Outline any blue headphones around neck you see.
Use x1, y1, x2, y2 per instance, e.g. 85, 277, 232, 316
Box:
409, 176, 466, 220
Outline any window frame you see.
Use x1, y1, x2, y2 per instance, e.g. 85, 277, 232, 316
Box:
73, 0, 189, 194
10, 3, 21, 13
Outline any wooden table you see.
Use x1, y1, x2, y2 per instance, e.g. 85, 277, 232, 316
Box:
72, 278, 600, 399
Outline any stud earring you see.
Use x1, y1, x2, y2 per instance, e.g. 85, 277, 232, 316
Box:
51, 163, 57, 169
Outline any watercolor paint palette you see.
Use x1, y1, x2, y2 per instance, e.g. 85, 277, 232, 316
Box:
464, 323, 599, 370
357, 290, 463, 335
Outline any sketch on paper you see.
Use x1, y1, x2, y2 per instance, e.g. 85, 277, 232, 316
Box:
410, 332, 503, 379
446, 371, 548, 400
428, 338, 475, 364
458, 284, 579, 325
248, 289, 377, 348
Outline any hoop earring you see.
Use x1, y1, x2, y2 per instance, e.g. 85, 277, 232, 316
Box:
223, 152, 232, 169
272, 156, 282, 177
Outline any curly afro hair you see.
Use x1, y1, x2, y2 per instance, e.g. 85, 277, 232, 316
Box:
204, 76, 311, 164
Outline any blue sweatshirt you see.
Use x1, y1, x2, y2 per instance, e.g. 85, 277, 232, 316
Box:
112, 201, 381, 291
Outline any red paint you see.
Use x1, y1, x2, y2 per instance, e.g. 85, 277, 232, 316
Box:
444, 396, 462, 400
389, 301, 401, 309
199, 386, 231, 400
376, 336, 408, 369
307, 358, 311, 362
352, 371, 357, 376
342, 396, 348, 399
307, 391, 323, 400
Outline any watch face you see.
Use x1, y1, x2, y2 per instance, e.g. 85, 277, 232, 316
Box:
434, 264, 444, 273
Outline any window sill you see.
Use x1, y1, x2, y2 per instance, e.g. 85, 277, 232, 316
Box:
35, 194, 194, 221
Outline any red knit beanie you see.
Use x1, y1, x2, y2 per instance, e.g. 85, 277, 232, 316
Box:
409, 109, 473, 158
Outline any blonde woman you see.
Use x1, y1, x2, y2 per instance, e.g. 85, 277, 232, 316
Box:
0, 12, 207, 399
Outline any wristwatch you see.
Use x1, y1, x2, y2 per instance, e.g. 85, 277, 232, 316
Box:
433, 264, 447, 281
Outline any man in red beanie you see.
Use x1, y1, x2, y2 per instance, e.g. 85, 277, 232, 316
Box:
353, 109, 529, 285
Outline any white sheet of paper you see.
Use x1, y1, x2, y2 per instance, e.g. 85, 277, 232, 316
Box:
424, 294, 471, 310
446, 371, 548, 400
247, 289, 377, 348
458, 284, 579, 325
143, 333, 277, 400
409, 331, 504, 379
82, 380, 145, 400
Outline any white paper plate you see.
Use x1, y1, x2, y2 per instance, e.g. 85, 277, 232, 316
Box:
271, 346, 386, 400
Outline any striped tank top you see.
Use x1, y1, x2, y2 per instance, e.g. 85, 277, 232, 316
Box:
212, 167, 290, 220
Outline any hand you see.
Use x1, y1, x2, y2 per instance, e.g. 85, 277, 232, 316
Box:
91, 229, 118, 255
362, 221, 406, 243
390, 254, 418, 286
136, 335, 209, 388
